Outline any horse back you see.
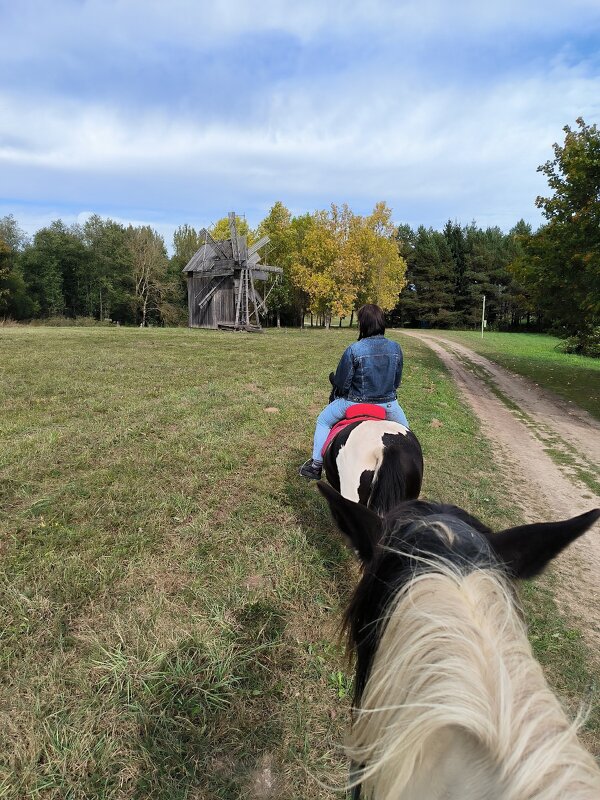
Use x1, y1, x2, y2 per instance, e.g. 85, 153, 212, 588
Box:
323, 420, 423, 514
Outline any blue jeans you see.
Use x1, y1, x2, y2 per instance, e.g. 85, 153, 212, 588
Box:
312, 398, 409, 463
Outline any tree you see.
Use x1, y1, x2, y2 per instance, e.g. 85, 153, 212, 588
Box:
290, 206, 362, 325
170, 224, 204, 317
352, 202, 407, 311
443, 219, 468, 322
0, 238, 10, 308
289, 213, 314, 325
256, 202, 298, 326
0, 216, 33, 319
512, 118, 600, 342
20, 221, 88, 317
0, 214, 28, 252
83, 215, 134, 322
41, 221, 89, 317
289, 203, 406, 326
210, 214, 254, 244
290, 210, 341, 323
391, 226, 456, 328
392, 220, 530, 330
126, 226, 172, 326
172, 224, 204, 269
461, 224, 509, 327
502, 220, 535, 328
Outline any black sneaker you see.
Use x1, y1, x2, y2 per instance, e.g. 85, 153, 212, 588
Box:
299, 459, 322, 480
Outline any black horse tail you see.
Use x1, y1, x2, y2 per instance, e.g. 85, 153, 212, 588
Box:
367, 431, 423, 515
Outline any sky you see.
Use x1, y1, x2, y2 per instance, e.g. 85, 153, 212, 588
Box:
1, 0, 600, 249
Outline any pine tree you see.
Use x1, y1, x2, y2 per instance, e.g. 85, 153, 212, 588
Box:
391, 226, 456, 327
443, 220, 468, 324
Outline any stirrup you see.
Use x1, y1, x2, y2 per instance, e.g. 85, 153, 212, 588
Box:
299, 459, 322, 480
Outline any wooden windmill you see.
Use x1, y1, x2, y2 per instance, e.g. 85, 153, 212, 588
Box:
183, 212, 282, 331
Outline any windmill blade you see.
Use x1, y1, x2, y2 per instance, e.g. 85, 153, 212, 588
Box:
228, 212, 240, 261
246, 258, 283, 275
255, 264, 283, 274
198, 227, 230, 261
247, 265, 261, 325
196, 276, 226, 310
248, 235, 269, 257
253, 286, 266, 312
261, 277, 280, 309
238, 235, 248, 263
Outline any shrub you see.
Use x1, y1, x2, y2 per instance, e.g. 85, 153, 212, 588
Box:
557, 327, 600, 358
28, 316, 113, 327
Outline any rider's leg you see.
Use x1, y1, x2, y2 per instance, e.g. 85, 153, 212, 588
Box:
377, 400, 409, 428
311, 398, 353, 462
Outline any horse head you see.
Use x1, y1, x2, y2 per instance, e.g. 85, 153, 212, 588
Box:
318, 483, 600, 799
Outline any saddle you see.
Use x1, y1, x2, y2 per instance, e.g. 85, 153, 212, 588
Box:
321, 403, 387, 457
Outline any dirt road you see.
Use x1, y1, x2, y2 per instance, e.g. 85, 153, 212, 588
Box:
403, 331, 600, 650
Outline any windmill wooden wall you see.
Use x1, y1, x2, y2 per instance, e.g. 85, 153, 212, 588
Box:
187, 273, 236, 329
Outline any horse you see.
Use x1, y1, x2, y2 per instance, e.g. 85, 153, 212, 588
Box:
317, 481, 600, 800
322, 373, 423, 515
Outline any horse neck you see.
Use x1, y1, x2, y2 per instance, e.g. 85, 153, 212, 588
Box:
349, 570, 600, 800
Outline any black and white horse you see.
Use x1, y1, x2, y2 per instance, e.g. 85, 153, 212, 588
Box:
323, 374, 423, 515
318, 482, 600, 800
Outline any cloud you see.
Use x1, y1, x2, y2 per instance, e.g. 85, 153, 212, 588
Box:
1, 56, 598, 185
1, 0, 600, 238
3, 0, 600, 54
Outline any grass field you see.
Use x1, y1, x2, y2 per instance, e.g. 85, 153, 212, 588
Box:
428, 330, 600, 420
1, 326, 598, 799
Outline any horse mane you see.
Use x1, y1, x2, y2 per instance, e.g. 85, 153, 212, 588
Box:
367, 430, 423, 515
366, 445, 408, 515
347, 549, 600, 799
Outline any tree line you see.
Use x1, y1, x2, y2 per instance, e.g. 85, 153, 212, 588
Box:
1, 119, 598, 352
0, 216, 185, 327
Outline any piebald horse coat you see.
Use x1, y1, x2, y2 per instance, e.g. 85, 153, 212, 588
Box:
322, 418, 423, 515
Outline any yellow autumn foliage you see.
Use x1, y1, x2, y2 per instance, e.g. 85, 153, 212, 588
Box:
289, 202, 407, 317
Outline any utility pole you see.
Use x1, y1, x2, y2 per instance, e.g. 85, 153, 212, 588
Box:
481, 294, 486, 338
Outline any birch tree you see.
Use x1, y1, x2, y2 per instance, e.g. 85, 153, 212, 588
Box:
126, 225, 170, 327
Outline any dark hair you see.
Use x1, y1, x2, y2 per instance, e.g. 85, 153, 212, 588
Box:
357, 304, 385, 339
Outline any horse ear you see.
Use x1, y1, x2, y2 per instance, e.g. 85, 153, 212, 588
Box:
317, 481, 382, 563
487, 508, 600, 578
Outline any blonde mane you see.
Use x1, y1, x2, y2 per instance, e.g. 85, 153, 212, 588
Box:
348, 562, 600, 799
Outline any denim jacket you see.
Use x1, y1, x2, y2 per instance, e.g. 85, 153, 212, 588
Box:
333, 335, 403, 402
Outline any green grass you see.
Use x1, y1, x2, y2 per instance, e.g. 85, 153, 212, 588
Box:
0, 326, 598, 798
521, 576, 600, 754
427, 330, 600, 420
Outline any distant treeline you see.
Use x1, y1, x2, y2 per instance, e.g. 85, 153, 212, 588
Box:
1, 121, 598, 354
0, 207, 540, 330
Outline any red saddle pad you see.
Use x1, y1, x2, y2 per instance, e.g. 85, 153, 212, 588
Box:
321, 404, 386, 457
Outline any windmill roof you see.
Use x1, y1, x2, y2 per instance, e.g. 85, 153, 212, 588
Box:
182, 241, 234, 273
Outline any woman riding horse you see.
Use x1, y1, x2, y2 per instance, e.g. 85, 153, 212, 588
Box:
299, 304, 410, 480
